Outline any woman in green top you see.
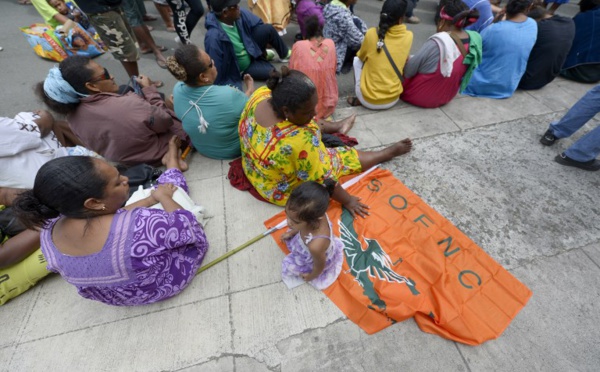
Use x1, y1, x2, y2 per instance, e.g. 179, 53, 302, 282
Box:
167, 44, 255, 160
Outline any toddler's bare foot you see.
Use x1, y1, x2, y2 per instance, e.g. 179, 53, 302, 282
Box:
162, 136, 188, 171
389, 138, 412, 157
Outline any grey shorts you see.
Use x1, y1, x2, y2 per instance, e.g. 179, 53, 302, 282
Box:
88, 9, 139, 62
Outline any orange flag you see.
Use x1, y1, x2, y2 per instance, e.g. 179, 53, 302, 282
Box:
264, 168, 532, 345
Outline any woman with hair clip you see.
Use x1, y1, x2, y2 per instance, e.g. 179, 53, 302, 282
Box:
463, 0, 537, 99
401, 0, 482, 108
239, 67, 413, 214
167, 44, 254, 160
347, 0, 413, 110
12, 136, 209, 306
36, 56, 188, 167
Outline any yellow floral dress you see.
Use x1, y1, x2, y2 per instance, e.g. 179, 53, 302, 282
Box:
239, 86, 362, 206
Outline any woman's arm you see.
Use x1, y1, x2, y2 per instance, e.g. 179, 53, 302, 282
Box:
0, 230, 40, 269
0, 188, 25, 206
151, 184, 184, 213
331, 183, 369, 219
404, 39, 440, 79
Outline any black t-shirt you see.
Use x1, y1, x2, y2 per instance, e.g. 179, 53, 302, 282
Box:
75, 0, 121, 15
518, 15, 576, 90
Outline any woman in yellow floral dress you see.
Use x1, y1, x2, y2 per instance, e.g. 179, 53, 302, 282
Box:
239, 67, 413, 216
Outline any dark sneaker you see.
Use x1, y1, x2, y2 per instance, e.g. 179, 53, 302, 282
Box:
540, 129, 557, 146
555, 153, 600, 171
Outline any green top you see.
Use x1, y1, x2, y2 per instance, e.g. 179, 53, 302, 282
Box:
31, 0, 74, 28
220, 21, 252, 72
173, 82, 248, 160
460, 30, 483, 93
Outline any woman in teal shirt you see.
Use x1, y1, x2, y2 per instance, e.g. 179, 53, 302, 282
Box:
167, 44, 255, 159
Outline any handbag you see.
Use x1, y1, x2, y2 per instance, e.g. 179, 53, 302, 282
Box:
117, 164, 163, 197
0, 206, 26, 241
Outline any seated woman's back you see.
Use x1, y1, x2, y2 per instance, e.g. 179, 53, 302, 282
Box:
38, 56, 186, 167
14, 148, 209, 306
289, 16, 338, 120
69, 89, 185, 166
463, 0, 538, 99
168, 45, 251, 160
354, 0, 413, 108
402, 0, 482, 108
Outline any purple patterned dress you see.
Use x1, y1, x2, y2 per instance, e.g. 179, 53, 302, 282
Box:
40, 169, 209, 306
281, 215, 343, 290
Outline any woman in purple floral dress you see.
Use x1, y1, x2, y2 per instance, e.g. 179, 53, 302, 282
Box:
14, 136, 208, 306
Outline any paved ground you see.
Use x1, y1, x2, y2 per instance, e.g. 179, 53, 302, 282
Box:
1, 1, 599, 371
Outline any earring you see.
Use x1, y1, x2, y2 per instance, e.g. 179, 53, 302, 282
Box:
102, 206, 107, 211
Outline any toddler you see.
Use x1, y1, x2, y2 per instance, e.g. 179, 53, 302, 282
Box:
281, 180, 344, 290
47, 0, 93, 31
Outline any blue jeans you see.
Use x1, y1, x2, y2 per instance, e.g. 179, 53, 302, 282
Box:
549, 85, 600, 162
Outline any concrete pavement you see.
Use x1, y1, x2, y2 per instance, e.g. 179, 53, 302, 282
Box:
1, 1, 599, 371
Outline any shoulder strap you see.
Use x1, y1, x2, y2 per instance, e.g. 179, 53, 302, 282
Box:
382, 44, 405, 84
448, 32, 468, 57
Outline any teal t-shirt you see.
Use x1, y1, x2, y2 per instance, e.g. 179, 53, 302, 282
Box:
219, 22, 252, 72
173, 82, 248, 159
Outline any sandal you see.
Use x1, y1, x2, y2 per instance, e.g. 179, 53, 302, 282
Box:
156, 58, 167, 69
347, 96, 362, 107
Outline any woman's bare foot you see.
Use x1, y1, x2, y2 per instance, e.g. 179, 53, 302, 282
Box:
318, 113, 356, 135
338, 113, 356, 135
162, 136, 189, 171
388, 138, 413, 157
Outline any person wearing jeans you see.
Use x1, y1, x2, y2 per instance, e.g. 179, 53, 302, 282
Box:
204, 0, 290, 89
540, 85, 600, 171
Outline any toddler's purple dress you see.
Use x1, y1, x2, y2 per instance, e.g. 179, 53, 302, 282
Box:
281, 216, 343, 290
40, 169, 209, 306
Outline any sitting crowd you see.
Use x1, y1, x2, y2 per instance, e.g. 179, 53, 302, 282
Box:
2, 0, 599, 306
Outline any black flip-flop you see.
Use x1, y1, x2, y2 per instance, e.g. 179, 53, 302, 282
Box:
141, 45, 168, 54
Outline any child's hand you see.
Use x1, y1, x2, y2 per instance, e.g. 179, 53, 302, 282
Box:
280, 230, 296, 242
151, 183, 177, 202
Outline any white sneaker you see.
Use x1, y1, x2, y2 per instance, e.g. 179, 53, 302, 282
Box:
266, 48, 276, 61
279, 49, 292, 63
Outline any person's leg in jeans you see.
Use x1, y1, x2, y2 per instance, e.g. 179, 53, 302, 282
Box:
252, 24, 289, 58
244, 59, 276, 81
549, 85, 600, 140
564, 125, 600, 162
